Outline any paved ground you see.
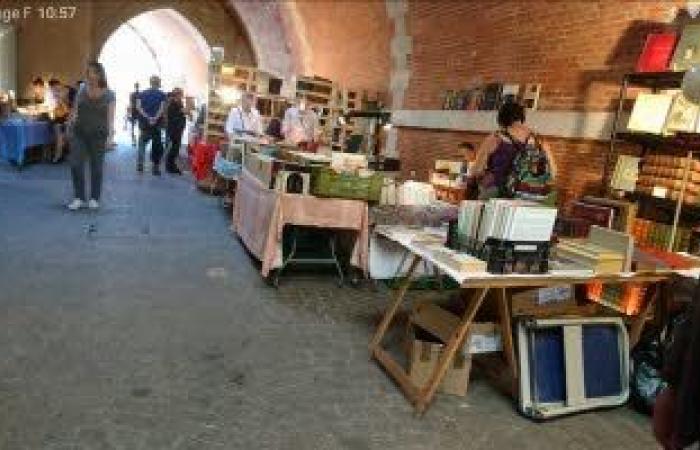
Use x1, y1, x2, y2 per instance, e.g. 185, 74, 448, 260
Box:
0, 145, 658, 449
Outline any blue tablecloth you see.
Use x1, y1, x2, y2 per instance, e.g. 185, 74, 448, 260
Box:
0, 119, 54, 166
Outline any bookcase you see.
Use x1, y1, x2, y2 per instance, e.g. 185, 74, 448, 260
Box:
608, 71, 700, 251
205, 63, 286, 141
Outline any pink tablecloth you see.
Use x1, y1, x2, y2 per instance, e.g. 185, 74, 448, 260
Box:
233, 170, 369, 277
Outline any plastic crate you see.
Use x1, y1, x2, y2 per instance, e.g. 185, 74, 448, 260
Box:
311, 167, 383, 202
479, 239, 550, 274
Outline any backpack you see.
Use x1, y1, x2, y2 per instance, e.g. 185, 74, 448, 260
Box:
505, 133, 553, 198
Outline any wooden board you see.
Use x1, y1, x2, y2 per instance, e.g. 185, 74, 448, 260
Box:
411, 303, 459, 343
588, 225, 635, 272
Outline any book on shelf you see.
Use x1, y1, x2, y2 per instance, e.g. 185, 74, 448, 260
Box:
465, 87, 483, 111
636, 33, 678, 72
671, 24, 700, 71
626, 93, 674, 134
480, 83, 503, 111
610, 155, 641, 192
665, 93, 700, 133
500, 84, 520, 106
522, 83, 541, 110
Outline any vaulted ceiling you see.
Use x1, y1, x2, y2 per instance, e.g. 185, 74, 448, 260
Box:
230, 0, 391, 93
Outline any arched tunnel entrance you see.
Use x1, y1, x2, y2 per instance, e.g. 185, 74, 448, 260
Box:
98, 8, 209, 141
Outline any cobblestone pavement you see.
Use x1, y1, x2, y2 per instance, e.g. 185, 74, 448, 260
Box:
0, 147, 657, 449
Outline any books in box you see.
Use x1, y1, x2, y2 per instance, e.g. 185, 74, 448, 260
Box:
478, 200, 557, 243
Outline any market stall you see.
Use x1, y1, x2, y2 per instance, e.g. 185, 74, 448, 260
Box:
0, 116, 53, 166
233, 166, 370, 283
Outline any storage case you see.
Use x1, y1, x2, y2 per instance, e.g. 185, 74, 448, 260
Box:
479, 238, 550, 274
518, 317, 630, 420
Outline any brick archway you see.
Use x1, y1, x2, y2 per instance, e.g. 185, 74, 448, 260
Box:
91, 0, 255, 68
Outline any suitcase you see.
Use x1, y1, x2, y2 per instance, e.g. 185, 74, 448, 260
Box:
518, 317, 630, 420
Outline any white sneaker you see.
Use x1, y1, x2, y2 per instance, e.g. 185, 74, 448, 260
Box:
67, 199, 85, 211
87, 199, 100, 210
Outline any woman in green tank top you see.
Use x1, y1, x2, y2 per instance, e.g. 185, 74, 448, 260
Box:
66, 61, 115, 211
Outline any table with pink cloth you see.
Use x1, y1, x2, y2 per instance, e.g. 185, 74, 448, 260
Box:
233, 169, 369, 277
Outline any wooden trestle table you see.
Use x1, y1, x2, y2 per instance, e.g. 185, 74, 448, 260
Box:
369, 226, 692, 416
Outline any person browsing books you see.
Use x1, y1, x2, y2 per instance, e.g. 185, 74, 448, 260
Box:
471, 102, 532, 199
225, 92, 263, 138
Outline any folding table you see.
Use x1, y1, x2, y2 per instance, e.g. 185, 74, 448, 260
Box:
369, 226, 678, 415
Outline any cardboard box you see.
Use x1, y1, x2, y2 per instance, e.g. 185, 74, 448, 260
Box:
466, 322, 503, 354
408, 326, 472, 397
411, 302, 502, 354
510, 285, 601, 317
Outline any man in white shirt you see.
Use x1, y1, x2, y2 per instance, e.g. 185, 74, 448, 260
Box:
225, 92, 263, 138
282, 97, 319, 145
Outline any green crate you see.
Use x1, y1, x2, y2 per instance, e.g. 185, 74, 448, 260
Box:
311, 167, 383, 202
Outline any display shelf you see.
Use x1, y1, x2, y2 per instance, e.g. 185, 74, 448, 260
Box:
623, 71, 684, 89
608, 71, 696, 250
628, 192, 700, 222
392, 110, 616, 140
616, 131, 700, 151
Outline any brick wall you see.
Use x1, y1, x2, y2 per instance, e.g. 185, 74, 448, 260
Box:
291, 0, 392, 94
397, 0, 684, 205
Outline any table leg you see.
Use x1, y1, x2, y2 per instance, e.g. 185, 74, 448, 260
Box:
629, 282, 660, 349
369, 254, 421, 352
415, 287, 490, 415
497, 288, 518, 387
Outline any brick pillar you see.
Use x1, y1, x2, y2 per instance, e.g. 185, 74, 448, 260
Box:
385, 0, 411, 157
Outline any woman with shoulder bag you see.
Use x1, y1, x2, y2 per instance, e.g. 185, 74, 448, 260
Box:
66, 61, 116, 211
470, 102, 532, 200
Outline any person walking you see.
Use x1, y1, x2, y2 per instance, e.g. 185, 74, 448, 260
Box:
128, 82, 140, 146
136, 75, 166, 175
165, 87, 186, 174
66, 61, 115, 211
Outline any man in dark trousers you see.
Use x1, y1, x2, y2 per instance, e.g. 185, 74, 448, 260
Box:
136, 76, 166, 175
165, 88, 186, 175
128, 82, 140, 147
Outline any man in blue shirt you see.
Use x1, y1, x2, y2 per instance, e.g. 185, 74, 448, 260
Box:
136, 75, 167, 175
